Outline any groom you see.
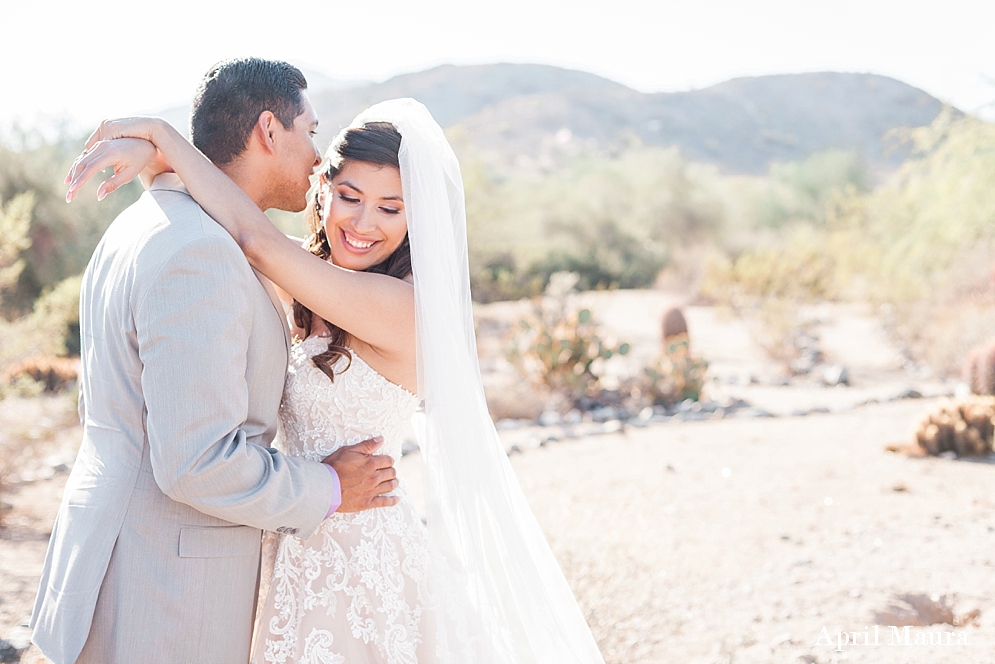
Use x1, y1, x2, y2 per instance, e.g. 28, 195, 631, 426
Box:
30, 58, 399, 663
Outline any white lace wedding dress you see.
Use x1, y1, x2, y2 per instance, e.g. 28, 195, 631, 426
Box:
252, 336, 442, 664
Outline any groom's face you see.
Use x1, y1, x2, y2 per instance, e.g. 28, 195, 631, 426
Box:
269, 93, 322, 212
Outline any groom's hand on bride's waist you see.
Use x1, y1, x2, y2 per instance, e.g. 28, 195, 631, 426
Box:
321, 436, 400, 512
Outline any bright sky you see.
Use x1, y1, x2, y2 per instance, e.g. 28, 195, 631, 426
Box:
4, 0, 994, 135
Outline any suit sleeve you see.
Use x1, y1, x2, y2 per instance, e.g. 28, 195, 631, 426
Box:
135, 234, 336, 537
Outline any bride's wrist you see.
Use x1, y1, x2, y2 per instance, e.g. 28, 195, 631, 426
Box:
152, 120, 190, 164
148, 118, 172, 146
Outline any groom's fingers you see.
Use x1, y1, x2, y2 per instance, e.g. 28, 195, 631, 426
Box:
371, 454, 394, 470
375, 479, 399, 494
368, 494, 400, 509
374, 467, 397, 483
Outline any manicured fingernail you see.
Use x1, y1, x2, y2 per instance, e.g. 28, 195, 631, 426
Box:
374, 436, 384, 442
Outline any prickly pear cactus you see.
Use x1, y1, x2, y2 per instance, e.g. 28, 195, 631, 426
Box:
506, 272, 629, 404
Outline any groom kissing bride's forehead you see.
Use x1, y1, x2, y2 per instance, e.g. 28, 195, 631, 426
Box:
30, 57, 398, 664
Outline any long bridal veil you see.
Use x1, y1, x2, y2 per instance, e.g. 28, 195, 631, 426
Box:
347, 99, 604, 663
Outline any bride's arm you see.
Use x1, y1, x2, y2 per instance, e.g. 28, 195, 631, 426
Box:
67, 119, 414, 359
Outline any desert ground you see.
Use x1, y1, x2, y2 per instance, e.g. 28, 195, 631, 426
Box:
2, 290, 993, 663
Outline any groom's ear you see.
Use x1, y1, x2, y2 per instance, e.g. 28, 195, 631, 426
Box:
249, 111, 280, 156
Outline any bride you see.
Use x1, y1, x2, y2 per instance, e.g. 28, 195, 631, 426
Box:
68, 99, 604, 663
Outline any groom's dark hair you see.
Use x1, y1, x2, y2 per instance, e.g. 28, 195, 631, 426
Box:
190, 57, 308, 165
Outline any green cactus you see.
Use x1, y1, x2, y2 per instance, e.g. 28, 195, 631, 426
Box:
506, 273, 629, 405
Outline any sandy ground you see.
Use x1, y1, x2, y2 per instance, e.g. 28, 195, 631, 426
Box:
465, 400, 995, 664
3, 294, 993, 663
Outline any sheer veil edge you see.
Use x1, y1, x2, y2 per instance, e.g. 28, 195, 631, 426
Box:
349, 99, 604, 663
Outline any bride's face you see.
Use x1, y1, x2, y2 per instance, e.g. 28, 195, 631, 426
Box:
321, 160, 407, 271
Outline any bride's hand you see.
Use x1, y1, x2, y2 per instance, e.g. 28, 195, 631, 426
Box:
65, 136, 168, 202
84, 116, 163, 148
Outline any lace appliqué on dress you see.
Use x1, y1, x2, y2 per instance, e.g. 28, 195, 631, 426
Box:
254, 337, 434, 664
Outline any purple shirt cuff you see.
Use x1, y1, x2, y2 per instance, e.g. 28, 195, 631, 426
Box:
324, 464, 342, 518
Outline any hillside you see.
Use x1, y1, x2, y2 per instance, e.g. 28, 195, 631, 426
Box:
307, 64, 947, 174
157, 64, 947, 174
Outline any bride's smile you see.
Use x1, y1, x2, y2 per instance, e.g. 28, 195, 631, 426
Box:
321, 160, 407, 270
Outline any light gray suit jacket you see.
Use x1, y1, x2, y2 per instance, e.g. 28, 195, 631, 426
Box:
30, 175, 337, 664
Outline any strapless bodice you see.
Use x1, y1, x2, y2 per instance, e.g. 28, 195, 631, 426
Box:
276, 335, 420, 463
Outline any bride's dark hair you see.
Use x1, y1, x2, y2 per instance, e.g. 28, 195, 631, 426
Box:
293, 122, 410, 380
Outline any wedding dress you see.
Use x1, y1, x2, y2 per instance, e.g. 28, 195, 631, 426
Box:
252, 338, 447, 664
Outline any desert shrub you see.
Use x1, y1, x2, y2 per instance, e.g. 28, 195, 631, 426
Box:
0, 192, 33, 312
0, 132, 141, 312
28, 274, 83, 356
0, 274, 82, 389
642, 334, 708, 404
699, 224, 840, 365
0, 373, 46, 400
506, 272, 630, 408
464, 146, 723, 302
525, 220, 668, 291
470, 252, 534, 303
700, 223, 839, 303
1, 355, 78, 394
469, 251, 554, 303
471, 220, 668, 302
757, 149, 869, 228
828, 111, 995, 374
837, 112, 995, 302
700, 113, 995, 376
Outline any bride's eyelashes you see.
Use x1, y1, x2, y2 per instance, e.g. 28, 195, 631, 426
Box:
335, 191, 402, 215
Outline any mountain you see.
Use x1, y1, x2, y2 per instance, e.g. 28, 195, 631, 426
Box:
309, 64, 946, 174
160, 64, 949, 174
